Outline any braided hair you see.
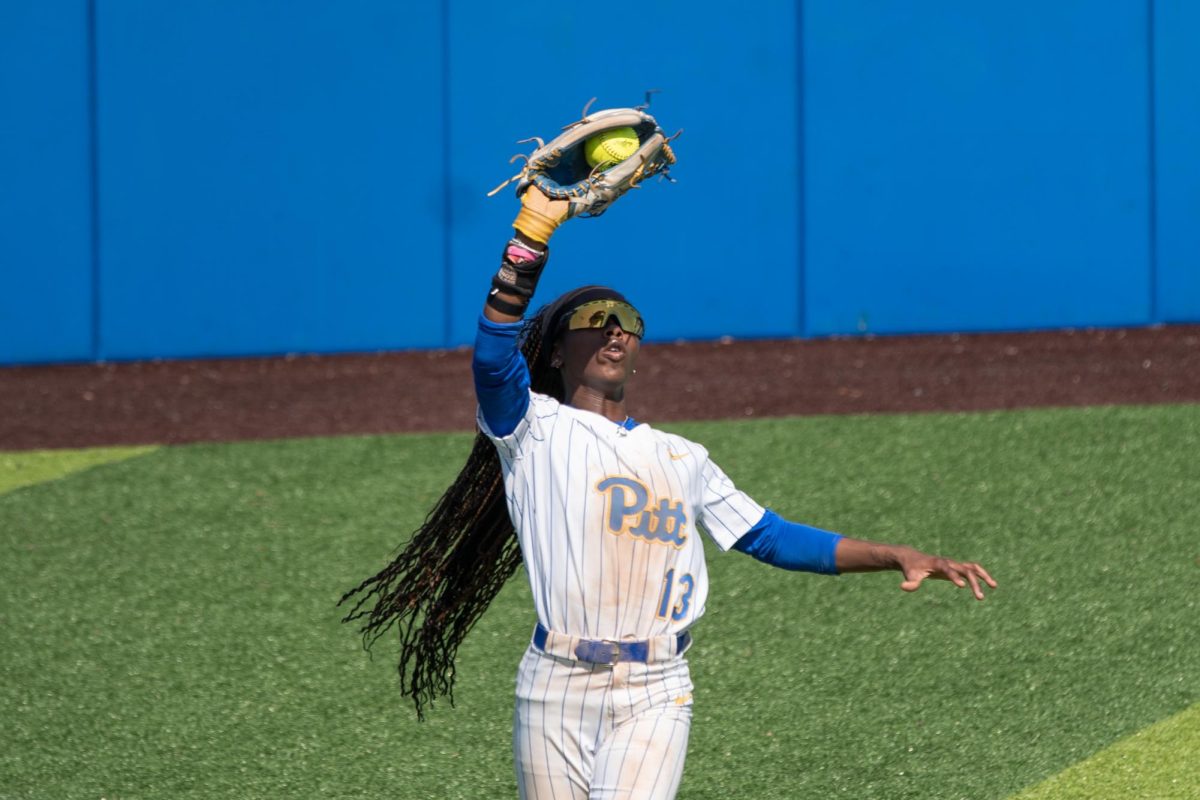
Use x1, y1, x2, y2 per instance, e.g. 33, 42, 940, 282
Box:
339, 286, 628, 718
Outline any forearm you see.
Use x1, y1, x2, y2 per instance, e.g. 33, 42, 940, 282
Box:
483, 289, 526, 323
476, 229, 549, 432
834, 537, 921, 573
482, 232, 544, 323
482, 195, 567, 322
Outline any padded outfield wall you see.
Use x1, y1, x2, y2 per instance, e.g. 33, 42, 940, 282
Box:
1, 1, 1196, 365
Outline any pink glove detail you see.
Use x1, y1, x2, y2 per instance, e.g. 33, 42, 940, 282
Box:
505, 243, 542, 264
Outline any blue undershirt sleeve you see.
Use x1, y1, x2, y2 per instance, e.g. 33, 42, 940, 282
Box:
472, 314, 530, 438
732, 509, 842, 575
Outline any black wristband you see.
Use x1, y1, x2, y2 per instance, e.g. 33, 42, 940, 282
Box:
490, 243, 548, 299
485, 290, 528, 317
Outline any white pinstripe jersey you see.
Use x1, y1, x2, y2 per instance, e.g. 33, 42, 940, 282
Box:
478, 391, 765, 641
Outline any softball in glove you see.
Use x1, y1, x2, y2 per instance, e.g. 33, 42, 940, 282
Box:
489, 99, 678, 242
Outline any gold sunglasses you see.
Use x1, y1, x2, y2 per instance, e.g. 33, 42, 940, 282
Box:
561, 300, 645, 339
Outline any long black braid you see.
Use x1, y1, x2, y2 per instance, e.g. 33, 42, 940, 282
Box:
338, 296, 579, 718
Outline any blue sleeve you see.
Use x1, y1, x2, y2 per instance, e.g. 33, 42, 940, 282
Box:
732, 509, 842, 575
472, 314, 530, 437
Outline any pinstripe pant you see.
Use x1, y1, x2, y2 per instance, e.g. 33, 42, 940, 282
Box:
513, 645, 695, 799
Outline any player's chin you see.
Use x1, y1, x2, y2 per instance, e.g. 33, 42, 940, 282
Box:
596, 359, 633, 384
585, 364, 632, 394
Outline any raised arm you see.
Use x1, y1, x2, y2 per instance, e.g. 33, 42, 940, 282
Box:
482, 192, 569, 323
473, 192, 570, 436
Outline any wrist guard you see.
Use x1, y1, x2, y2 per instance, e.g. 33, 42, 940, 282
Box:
512, 202, 564, 244
487, 240, 547, 316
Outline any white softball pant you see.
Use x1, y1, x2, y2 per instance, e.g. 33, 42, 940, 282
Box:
512, 644, 695, 800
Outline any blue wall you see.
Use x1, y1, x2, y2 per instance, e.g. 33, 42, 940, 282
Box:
0, 1, 1195, 365
445, 1, 802, 345
805, 1, 1151, 334
1155, 0, 1200, 321
95, 3, 446, 359
0, 1, 94, 363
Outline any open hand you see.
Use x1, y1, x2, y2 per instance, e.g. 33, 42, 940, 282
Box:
897, 552, 997, 600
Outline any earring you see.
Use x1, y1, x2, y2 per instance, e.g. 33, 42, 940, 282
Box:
632, 369, 637, 374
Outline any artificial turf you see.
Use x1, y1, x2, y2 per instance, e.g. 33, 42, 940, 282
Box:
1010, 702, 1200, 800
1, 404, 1197, 799
0, 446, 157, 496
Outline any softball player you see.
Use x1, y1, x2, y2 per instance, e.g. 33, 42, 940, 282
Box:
342, 189, 996, 799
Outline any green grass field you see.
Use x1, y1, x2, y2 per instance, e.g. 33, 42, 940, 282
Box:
2, 405, 1197, 799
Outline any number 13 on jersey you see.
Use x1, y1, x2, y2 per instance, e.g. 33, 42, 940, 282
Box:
656, 568, 694, 621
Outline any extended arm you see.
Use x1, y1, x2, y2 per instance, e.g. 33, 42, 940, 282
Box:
733, 511, 997, 600
834, 537, 997, 600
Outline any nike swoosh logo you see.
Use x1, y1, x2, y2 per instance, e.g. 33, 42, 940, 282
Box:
668, 451, 690, 461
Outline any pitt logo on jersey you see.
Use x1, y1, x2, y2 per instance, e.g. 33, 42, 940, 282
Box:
595, 476, 688, 548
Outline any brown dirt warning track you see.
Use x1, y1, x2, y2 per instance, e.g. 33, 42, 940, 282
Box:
2, 325, 1199, 451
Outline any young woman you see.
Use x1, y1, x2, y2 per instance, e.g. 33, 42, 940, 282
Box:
342, 191, 996, 799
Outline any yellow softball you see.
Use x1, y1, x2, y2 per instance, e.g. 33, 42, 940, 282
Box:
584, 127, 640, 169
